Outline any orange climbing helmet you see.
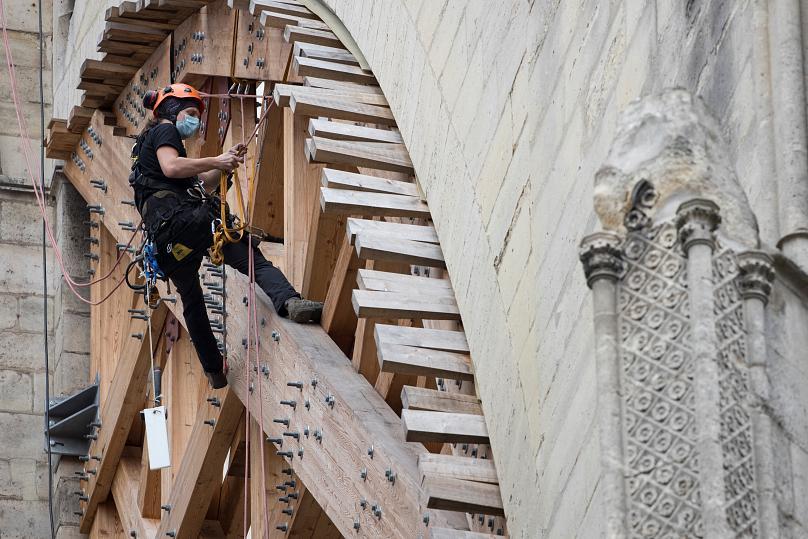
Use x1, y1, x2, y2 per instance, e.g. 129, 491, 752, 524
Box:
143, 83, 205, 116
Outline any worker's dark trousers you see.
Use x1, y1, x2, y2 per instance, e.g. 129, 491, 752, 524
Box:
169, 236, 299, 373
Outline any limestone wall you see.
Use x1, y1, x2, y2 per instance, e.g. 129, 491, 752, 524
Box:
316, 1, 808, 536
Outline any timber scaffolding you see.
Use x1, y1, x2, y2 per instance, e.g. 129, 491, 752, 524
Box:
46, 1, 507, 537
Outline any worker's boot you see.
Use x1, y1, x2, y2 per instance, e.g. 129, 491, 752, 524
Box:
284, 297, 323, 323
205, 370, 228, 389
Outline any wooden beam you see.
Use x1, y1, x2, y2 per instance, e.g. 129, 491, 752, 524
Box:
374, 323, 469, 353
355, 233, 446, 267
274, 83, 389, 107
293, 56, 376, 85
79, 303, 168, 533
155, 387, 244, 538
286, 488, 341, 537
261, 11, 329, 30
283, 25, 341, 48
346, 218, 438, 246
321, 168, 415, 195
304, 75, 383, 94
422, 475, 504, 516
309, 119, 402, 144
321, 188, 430, 218
90, 499, 125, 538
428, 528, 504, 538
294, 42, 358, 66
306, 138, 412, 174
112, 457, 160, 538
402, 387, 482, 415
377, 342, 474, 381
255, 0, 319, 19
402, 410, 489, 444
418, 454, 498, 485
353, 289, 461, 320
250, 102, 285, 239
321, 234, 361, 355
290, 94, 395, 126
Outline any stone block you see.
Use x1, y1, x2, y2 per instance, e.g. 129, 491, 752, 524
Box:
0, 458, 22, 500
0, 330, 53, 370
1, 0, 53, 34
19, 295, 55, 333
0, 243, 57, 294
54, 352, 91, 397
0, 294, 18, 330
10, 458, 40, 501
0, 369, 33, 412
0, 411, 46, 460
54, 311, 90, 355
0, 197, 55, 245
0, 499, 51, 538
55, 525, 86, 539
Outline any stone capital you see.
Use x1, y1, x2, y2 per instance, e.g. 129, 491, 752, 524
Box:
675, 198, 721, 252
737, 250, 776, 304
579, 231, 624, 288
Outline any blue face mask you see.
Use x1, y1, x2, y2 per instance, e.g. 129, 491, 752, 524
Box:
176, 115, 200, 139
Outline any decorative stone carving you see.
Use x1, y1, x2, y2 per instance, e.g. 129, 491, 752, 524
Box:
593, 90, 758, 247
579, 231, 624, 287
736, 252, 775, 305
676, 199, 721, 252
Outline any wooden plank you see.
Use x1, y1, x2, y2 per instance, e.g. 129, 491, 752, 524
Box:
321, 188, 430, 218
418, 454, 498, 485
249, 101, 285, 238
290, 94, 394, 126
428, 529, 503, 539
274, 83, 389, 107
112, 457, 160, 539
79, 303, 168, 534
375, 323, 469, 353
346, 218, 437, 245
286, 488, 341, 538
90, 500, 125, 538
309, 119, 402, 144
260, 11, 329, 30
402, 387, 482, 415
137, 435, 162, 518
306, 138, 412, 173
352, 289, 460, 320
283, 25, 341, 48
247, 416, 290, 539
294, 56, 376, 85
254, 0, 319, 19
304, 75, 383, 94
321, 234, 360, 355
376, 342, 474, 381
155, 387, 244, 538
301, 188, 349, 301
294, 42, 358, 66
355, 233, 446, 267
322, 168, 415, 196
402, 410, 489, 444
80, 59, 139, 81
422, 475, 504, 516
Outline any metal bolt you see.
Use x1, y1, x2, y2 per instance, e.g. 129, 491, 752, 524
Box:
287, 381, 303, 389
261, 365, 269, 377
276, 524, 288, 532
280, 399, 296, 409
206, 397, 221, 407
423, 513, 430, 526
267, 437, 283, 446
360, 468, 367, 480
353, 519, 360, 530
372, 504, 382, 518
282, 507, 293, 516
386, 468, 396, 485
85, 236, 99, 244
360, 497, 367, 509
278, 496, 289, 503
282, 467, 294, 476
285, 479, 296, 488
273, 418, 290, 426
297, 448, 304, 458
204, 419, 216, 427
282, 431, 299, 440
161, 504, 171, 512
276, 483, 287, 491
276, 451, 293, 459
304, 399, 310, 410
272, 331, 280, 342
311, 378, 318, 388
121, 200, 136, 207
368, 445, 374, 459
288, 491, 299, 500
314, 429, 323, 443
325, 394, 335, 408
166, 532, 176, 538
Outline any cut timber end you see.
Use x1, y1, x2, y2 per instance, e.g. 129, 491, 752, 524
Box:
401, 409, 489, 444
402, 386, 482, 415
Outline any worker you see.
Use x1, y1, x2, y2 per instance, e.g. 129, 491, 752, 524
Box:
129, 83, 322, 389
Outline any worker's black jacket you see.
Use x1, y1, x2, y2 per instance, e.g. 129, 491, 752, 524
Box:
129, 123, 216, 276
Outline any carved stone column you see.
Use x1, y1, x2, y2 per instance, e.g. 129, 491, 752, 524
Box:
737, 251, 778, 536
675, 198, 732, 538
579, 231, 627, 538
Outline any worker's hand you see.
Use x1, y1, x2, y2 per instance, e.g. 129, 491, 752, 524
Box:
228, 143, 247, 157
213, 151, 243, 172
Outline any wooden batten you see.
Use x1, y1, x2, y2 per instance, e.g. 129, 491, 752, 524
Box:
422, 475, 504, 516
374, 323, 469, 353
309, 119, 402, 143
321, 234, 361, 354
376, 341, 474, 381
294, 42, 358, 66
354, 233, 446, 267
274, 83, 388, 108
353, 288, 460, 320
260, 10, 329, 30
322, 168, 416, 195
283, 25, 341, 48
402, 386, 482, 415
304, 75, 383, 94
293, 56, 377, 85
253, 0, 319, 19
290, 93, 395, 125
112, 457, 161, 538
402, 409, 489, 444
346, 219, 437, 248
321, 188, 430, 219
428, 528, 504, 538
306, 138, 413, 174
418, 454, 498, 485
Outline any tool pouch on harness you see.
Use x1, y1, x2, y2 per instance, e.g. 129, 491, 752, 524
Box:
141, 191, 216, 277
